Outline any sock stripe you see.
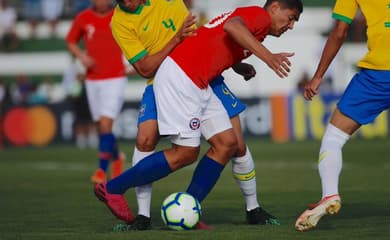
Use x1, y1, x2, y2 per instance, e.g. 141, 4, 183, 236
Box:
99, 152, 112, 160
318, 151, 327, 163
233, 169, 256, 181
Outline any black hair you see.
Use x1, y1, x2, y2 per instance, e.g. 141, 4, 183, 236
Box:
264, 0, 303, 13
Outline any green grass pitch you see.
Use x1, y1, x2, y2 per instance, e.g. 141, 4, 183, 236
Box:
1, 138, 389, 240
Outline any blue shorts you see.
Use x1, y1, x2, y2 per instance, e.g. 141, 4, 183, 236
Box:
337, 69, 390, 125
137, 84, 157, 125
210, 75, 246, 118
137, 76, 246, 125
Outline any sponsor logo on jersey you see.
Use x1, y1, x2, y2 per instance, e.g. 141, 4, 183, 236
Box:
189, 117, 200, 130
143, 22, 150, 31
204, 11, 233, 29
139, 104, 146, 117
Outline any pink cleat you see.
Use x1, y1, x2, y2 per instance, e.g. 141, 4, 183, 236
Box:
195, 220, 214, 230
94, 182, 135, 223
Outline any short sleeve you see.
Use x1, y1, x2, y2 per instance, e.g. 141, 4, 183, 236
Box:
332, 0, 359, 24
232, 7, 271, 36
111, 17, 147, 64
66, 14, 83, 44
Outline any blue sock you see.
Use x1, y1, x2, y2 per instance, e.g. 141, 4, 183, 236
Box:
110, 134, 119, 161
98, 133, 115, 171
186, 155, 225, 203
107, 151, 172, 194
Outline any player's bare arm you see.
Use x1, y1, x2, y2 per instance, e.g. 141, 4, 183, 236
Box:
303, 20, 349, 101
232, 62, 256, 81
67, 43, 95, 69
223, 16, 293, 78
133, 13, 197, 78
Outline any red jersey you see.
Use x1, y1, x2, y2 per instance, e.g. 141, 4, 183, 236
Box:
170, 6, 271, 89
66, 8, 125, 80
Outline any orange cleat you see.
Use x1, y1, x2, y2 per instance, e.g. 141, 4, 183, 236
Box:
91, 168, 106, 184
111, 152, 126, 179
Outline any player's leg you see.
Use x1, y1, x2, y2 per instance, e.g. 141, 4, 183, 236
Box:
94, 57, 203, 224
93, 77, 127, 182
210, 76, 278, 224
131, 85, 160, 230
85, 80, 110, 183
96, 126, 200, 224
187, 87, 237, 203
296, 69, 390, 231
295, 109, 353, 231
230, 115, 279, 225
95, 141, 200, 224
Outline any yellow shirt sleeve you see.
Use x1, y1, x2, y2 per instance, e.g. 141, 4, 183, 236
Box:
332, 0, 358, 24
111, 15, 147, 64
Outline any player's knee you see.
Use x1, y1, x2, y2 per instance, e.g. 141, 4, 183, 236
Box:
98, 117, 114, 133
234, 142, 247, 157
136, 134, 158, 152
218, 135, 238, 157
168, 147, 199, 170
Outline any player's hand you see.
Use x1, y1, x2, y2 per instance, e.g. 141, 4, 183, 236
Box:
232, 62, 256, 81
266, 52, 294, 78
303, 77, 322, 101
176, 13, 197, 42
79, 53, 95, 69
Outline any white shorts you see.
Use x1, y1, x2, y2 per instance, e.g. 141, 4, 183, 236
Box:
153, 57, 232, 147
85, 76, 127, 122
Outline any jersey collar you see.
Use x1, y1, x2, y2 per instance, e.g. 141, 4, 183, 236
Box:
118, 0, 151, 15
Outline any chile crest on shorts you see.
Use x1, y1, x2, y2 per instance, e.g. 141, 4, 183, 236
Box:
189, 118, 200, 130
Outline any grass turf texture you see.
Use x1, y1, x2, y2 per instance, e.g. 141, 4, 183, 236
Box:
1, 138, 389, 240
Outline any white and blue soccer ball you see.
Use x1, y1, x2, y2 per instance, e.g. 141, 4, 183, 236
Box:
161, 192, 201, 230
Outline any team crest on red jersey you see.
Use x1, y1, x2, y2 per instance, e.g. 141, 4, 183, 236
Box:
189, 118, 200, 130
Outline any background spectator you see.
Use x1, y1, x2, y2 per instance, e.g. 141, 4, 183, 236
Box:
41, 0, 64, 37
62, 58, 97, 149
72, 0, 90, 15
0, 78, 7, 110
10, 73, 34, 105
0, 0, 19, 51
22, 0, 41, 38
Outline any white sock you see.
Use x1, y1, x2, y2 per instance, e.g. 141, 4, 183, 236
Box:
319, 123, 350, 199
232, 146, 259, 211
76, 134, 87, 149
87, 132, 98, 149
132, 147, 154, 218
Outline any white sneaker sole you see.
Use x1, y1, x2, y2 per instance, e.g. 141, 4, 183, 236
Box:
295, 197, 341, 231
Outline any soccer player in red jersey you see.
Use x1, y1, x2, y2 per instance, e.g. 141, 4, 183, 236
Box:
95, 0, 302, 226
66, 0, 128, 184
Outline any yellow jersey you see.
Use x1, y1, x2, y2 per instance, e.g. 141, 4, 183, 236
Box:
111, 0, 189, 84
332, 0, 390, 70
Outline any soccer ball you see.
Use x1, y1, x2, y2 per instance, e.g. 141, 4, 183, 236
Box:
161, 192, 201, 230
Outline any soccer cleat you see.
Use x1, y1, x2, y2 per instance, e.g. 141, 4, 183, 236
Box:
129, 215, 152, 230
246, 207, 280, 225
94, 182, 135, 223
111, 152, 125, 179
91, 169, 106, 184
295, 194, 341, 231
112, 215, 152, 231
195, 220, 214, 230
